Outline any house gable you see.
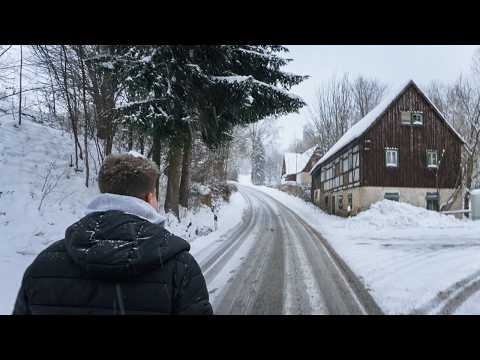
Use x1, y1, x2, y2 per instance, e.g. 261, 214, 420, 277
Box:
361, 83, 463, 188
310, 80, 464, 176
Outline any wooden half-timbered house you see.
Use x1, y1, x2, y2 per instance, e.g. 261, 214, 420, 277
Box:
310, 80, 465, 216
282, 146, 321, 186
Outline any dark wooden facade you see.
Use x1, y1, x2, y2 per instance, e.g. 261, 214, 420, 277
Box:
311, 81, 464, 208
360, 84, 462, 188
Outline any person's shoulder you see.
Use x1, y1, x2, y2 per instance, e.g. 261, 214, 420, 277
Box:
144, 221, 191, 259
35, 239, 66, 259
24, 239, 72, 278
173, 249, 196, 266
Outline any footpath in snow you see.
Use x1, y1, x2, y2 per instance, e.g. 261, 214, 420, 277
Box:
247, 181, 480, 315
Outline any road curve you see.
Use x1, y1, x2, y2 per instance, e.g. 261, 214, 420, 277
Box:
200, 184, 383, 315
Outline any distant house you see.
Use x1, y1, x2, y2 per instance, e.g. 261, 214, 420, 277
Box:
310, 80, 465, 216
282, 146, 322, 186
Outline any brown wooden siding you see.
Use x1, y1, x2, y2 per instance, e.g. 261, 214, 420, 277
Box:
361, 85, 462, 188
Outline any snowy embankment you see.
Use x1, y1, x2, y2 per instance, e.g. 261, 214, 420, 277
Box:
0, 117, 246, 314
165, 192, 247, 262
247, 182, 480, 315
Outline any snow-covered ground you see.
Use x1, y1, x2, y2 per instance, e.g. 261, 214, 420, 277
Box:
0, 116, 246, 314
248, 182, 480, 315
4, 117, 480, 315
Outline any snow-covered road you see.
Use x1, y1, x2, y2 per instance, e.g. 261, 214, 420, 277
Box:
201, 184, 382, 315
248, 184, 480, 315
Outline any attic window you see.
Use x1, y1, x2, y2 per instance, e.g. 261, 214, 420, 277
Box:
400, 111, 424, 126
401, 111, 411, 125
412, 112, 424, 126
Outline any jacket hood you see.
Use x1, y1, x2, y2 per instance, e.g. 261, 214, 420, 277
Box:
64, 210, 189, 280
85, 193, 166, 226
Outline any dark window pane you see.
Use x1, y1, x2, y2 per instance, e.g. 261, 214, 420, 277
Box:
384, 192, 399, 201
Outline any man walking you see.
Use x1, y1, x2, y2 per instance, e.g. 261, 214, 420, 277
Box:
13, 153, 213, 315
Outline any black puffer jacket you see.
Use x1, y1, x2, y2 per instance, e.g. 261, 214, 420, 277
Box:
13, 210, 213, 315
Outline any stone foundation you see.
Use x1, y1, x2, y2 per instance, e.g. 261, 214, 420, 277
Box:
313, 186, 462, 217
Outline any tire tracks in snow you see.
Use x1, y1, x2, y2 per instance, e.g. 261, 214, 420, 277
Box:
198, 186, 257, 285
257, 189, 382, 315
411, 269, 480, 315
213, 191, 285, 314
213, 184, 382, 315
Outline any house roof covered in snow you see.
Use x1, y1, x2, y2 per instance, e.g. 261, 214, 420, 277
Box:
284, 146, 318, 176
310, 80, 465, 175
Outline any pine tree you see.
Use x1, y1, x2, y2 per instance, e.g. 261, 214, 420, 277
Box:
115, 45, 307, 215
251, 140, 266, 185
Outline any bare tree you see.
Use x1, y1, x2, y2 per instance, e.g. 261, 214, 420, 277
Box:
307, 74, 353, 155
454, 76, 480, 212
429, 73, 480, 212
76, 45, 90, 187
18, 45, 22, 126
38, 161, 68, 211
305, 74, 386, 158
351, 75, 387, 122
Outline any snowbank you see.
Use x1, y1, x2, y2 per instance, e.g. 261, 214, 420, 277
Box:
353, 199, 462, 228
164, 191, 247, 244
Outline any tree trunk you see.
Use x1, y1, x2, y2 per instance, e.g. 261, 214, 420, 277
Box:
164, 138, 183, 219
105, 134, 113, 157
179, 130, 193, 208
85, 45, 116, 158
18, 45, 22, 126
70, 61, 83, 161
152, 126, 162, 200
100, 45, 116, 157
139, 134, 145, 155
464, 154, 475, 216
127, 125, 134, 151
78, 45, 90, 187
61, 46, 80, 170
47, 65, 56, 119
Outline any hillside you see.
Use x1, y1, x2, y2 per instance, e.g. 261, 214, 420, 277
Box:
0, 114, 247, 314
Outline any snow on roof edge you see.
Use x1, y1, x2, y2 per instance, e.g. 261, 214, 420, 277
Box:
284, 146, 318, 176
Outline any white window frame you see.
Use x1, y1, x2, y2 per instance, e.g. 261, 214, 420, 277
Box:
412, 111, 424, 126
385, 148, 399, 168
427, 149, 438, 169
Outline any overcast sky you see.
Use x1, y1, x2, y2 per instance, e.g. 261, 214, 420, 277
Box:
277, 45, 480, 151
